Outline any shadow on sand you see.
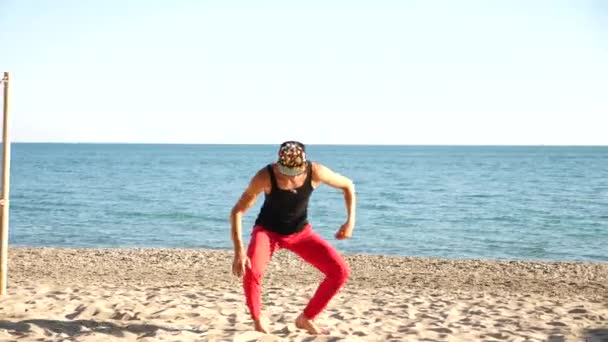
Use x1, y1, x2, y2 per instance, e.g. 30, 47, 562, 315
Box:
583, 328, 608, 342
0, 319, 207, 339
3, 319, 606, 341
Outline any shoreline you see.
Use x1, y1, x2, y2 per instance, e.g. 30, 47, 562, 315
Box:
6, 247, 608, 298
8, 244, 608, 264
2, 247, 607, 341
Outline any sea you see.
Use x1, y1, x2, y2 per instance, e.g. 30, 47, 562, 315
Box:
6, 143, 608, 263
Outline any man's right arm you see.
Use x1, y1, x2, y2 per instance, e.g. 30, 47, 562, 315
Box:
230, 169, 266, 254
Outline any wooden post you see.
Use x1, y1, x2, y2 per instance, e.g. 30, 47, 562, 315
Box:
1, 72, 11, 296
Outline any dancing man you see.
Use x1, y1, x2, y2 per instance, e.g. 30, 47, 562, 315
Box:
230, 141, 356, 334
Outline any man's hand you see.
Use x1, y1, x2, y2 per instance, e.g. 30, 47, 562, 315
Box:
335, 221, 354, 240
232, 249, 251, 277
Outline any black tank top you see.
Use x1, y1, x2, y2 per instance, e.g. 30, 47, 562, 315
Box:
254, 162, 314, 235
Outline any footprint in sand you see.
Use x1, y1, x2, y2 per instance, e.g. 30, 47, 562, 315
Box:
111, 311, 135, 320
330, 312, 347, 320
352, 330, 367, 336
567, 308, 587, 314
65, 304, 87, 319
547, 321, 567, 327
485, 332, 510, 340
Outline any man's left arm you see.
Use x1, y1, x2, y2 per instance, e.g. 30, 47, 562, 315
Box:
313, 163, 356, 239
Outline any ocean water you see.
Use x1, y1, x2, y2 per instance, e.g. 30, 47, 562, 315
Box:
6, 143, 608, 262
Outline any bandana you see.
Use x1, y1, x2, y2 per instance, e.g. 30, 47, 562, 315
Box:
277, 141, 307, 176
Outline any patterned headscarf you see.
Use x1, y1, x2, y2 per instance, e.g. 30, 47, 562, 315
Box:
277, 141, 307, 176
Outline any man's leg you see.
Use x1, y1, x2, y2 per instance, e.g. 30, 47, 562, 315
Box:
283, 225, 350, 332
243, 226, 278, 332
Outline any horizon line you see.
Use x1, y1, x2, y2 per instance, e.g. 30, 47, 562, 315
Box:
9, 141, 608, 147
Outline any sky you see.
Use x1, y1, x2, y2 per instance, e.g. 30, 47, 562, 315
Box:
0, 0, 607, 145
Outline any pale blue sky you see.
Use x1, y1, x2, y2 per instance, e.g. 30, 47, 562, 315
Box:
1, 0, 606, 145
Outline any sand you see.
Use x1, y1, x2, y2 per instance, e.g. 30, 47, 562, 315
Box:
1, 247, 607, 341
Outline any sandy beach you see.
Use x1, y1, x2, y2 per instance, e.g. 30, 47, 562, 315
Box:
0, 247, 606, 341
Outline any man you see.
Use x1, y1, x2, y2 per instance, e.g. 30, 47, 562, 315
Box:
229, 141, 356, 335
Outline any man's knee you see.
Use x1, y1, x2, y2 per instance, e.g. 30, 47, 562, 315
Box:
332, 260, 350, 285
245, 265, 264, 282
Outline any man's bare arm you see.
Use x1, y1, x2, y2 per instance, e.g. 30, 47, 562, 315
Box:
313, 163, 356, 225
230, 169, 267, 253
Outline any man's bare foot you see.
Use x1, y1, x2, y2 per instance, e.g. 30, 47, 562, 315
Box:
295, 313, 329, 335
254, 316, 270, 333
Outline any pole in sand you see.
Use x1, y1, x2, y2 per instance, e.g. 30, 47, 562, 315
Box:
1, 72, 12, 296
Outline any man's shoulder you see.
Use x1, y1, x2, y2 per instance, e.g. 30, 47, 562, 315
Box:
310, 161, 327, 172
310, 161, 328, 180
252, 164, 272, 181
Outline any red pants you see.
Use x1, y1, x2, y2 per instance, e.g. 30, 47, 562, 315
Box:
243, 223, 350, 320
